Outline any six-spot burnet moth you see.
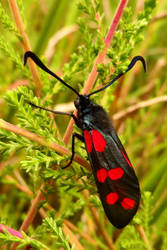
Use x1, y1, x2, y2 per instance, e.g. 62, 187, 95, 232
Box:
24, 51, 146, 228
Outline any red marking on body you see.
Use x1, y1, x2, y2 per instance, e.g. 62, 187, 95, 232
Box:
120, 150, 132, 167
96, 168, 107, 183
84, 130, 92, 152
121, 198, 135, 210
92, 130, 106, 152
106, 192, 119, 205
108, 167, 124, 180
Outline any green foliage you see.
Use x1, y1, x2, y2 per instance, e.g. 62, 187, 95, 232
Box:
0, 0, 167, 249
108, 0, 156, 72
0, 228, 49, 249
0, 3, 17, 33
41, 217, 75, 250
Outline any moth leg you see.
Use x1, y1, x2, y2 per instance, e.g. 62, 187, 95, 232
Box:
62, 133, 84, 169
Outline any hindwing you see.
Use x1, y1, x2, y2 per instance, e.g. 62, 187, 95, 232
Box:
83, 128, 140, 228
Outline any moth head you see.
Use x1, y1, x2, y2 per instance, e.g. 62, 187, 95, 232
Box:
74, 95, 91, 110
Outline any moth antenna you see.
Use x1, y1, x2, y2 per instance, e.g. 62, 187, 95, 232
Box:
24, 51, 80, 96
27, 101, 78, 122
88, 56, 146, 97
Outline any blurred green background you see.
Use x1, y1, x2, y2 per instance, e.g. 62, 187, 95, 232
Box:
0, 0, 167, 249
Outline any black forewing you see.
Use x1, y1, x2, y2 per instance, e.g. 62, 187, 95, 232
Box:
84, 127, 140, 229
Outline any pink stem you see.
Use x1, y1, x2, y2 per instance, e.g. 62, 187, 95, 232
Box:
63, 0, 128, 144
0, 224, 32, 249
0, 224, 24, 239
104, 0, 128, 47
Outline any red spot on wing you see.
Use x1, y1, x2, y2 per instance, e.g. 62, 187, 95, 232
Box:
84, 130, 92, 152
92, 130, 106, 152
121, 150, 132, 167
106, 192, 119, 205
121, 198, 135, 210
108, 167, 124, 180
96, 168, 107, 183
